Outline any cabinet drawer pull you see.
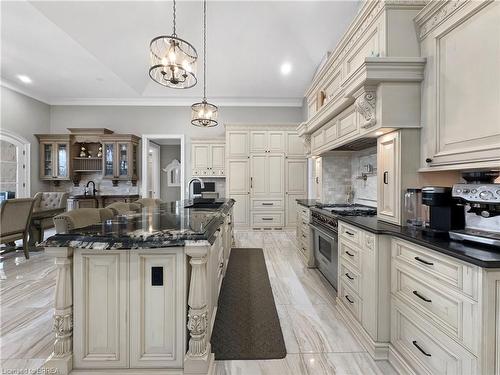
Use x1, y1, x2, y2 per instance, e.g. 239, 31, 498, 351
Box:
413, 290, 432, 303
345, 295, 354, 304
345, 230, 355, 236
262, 218, 274, 221
412, 340, 431, 357
250, 177, 253, 189
383, 171, 389, 184
414, 256, 434, 266
345, 251, 354, 257
345, 273, 354, 280
262, 202, 274, 206
219, 262, 224, 268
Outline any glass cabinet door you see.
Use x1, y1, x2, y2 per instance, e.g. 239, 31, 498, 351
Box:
56, 143, 68, 177
104, 143, 115, 177
43, 143, 53, 178
118, 143, 129, 177
132, 144, 138, 177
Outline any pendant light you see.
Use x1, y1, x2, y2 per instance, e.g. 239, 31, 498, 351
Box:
191, 0, 218, 127
149, 0, 198, 89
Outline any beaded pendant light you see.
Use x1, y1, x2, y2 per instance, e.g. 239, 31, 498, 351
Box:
149, 0, 198, 89
191, 0, 218, 127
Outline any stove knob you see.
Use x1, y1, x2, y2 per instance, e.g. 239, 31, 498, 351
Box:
455, 188, 462, 194
462, 188, 470, 194
479, 191, 494, 200
481, 210, 491, 218
496, 189, 500, 196
471, 189, 477, 194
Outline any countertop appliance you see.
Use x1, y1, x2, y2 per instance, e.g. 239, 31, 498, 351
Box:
450, 172, 500, 246
404, 188, 424, 227
309, 204, 376, 291
422, 186, 465, 238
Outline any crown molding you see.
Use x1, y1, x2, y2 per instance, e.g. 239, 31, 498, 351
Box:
0, 78, 50, 104
47, 96, 304, 107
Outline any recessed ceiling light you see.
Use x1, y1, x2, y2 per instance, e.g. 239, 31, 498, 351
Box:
17, 75, 32, 84
280, 62, 292, 75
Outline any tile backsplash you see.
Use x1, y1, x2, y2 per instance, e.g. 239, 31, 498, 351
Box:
53, 173, 139, 196
322, 147, 377, 206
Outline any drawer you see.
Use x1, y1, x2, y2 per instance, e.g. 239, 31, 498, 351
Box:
339, 281, 361, 322
340, 240, 361, 271
301, 208, 310, 223
392, 238, 479, 300
339, 222, 362, 246
251, 212, 284, 227
392, 264, 479, 354
251, 199, 284, 210
391, 300, 477, 375
340, 263, 360, 296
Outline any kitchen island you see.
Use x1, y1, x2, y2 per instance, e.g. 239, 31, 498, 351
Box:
41, 199, 234, 375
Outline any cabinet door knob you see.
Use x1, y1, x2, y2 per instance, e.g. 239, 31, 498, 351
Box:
425, 158, 433, 163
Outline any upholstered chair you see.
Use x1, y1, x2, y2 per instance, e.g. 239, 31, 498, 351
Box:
106, 202, 142, 215
0, 198, 35, 259
135, 198, 164, 208
53, 208, 114, 234
33, 192, 69, 230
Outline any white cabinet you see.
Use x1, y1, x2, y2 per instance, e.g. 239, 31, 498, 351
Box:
285, 131, 306, 157
313, 157, 322, 202
226, 131, 249, 159
285, 159, 307, 227
250, 131, 284, 153
227, 159, 249, 195
230, 194, 250, 227
417, 1, 500, 170
377, 130, 420, 225
74, 251, 129, 369
191, 139, 225, 177
250, 154, 284, 198
129, 251, 184, 368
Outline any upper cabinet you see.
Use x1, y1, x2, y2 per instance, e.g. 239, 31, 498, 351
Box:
36, 135, 71, 183
298, 0, 427, 156
285, 131, 306, 157
226, 131, 249, 159
416, 1, 500, 170
101, 134, 140, 182
250, 131, 285, 154
191, 139, 225, 177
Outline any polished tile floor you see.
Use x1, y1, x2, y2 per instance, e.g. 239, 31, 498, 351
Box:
0, 229, 397, 374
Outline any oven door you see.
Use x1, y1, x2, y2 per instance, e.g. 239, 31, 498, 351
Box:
310, 223, 338, 291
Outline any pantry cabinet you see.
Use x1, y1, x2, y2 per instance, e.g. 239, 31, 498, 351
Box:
285, 159, 307, 227
417, 0, 500, 170
191, 139, 225, 177
36, 135, 71, 182
250, 154, 284, 198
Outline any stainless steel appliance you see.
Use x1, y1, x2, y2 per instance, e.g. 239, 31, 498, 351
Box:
310, 209, 338, 290
404, 188, 424, 227
309, 204, 376, 290
450, 174, 500, 246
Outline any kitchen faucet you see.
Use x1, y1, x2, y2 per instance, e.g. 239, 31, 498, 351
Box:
85, 180, 98, 196
188, 177, 205, 201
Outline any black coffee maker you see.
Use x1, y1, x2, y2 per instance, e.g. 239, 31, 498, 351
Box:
422, 186, 465, 237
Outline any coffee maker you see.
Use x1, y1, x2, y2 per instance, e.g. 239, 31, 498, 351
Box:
421, 186, 465, 237
449, 172, 500, 246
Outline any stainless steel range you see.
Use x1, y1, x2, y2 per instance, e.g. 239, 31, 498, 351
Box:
310, 204, 376, 290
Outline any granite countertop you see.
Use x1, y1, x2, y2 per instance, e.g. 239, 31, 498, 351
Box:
310, 207, 500, 268
42, 198, 235, 250
296, 199, 319, 208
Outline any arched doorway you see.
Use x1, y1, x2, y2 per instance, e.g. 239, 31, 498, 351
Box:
0, 129, 30, 198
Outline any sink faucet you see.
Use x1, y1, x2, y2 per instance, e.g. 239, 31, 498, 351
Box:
85, 180, 98, 196
188, 177, 205, 201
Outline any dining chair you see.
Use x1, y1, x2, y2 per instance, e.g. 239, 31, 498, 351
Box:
0, 198, 35, 259
53, 208, 114, 234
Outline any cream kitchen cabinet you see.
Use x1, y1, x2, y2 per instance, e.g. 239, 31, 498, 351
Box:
417, 0, 500, 171
250, 131, 285, 153
313, 157, 322, 202
226, 130, 249, 159
377, 129, 420, 225
191, 139, 225, 177
285, 159, 307, 227
285, 131, 306, 157
250, 154, 284, 198
230, 194, 250, 227
227, 159, 249, 195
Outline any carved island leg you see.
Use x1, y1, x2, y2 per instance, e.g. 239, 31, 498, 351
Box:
184, 244, 214, 375
43, 247, 74, 375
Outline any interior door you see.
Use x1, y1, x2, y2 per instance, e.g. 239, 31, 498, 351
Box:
250, 155, 267, 197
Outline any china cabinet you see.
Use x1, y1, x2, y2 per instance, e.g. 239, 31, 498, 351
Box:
35, 134, 71, 184
101, 134, 140, 183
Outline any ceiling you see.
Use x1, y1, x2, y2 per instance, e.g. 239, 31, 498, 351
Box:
1, 1, 360, 106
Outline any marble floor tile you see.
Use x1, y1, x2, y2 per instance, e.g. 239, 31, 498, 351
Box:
285, 304, 364, 353
302, 353, 397, 375
214, 354, 307, 375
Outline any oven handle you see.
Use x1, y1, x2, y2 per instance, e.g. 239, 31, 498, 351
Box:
309, 222, 338, 239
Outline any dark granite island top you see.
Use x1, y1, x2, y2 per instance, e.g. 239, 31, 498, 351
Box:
42, 198, 235, 250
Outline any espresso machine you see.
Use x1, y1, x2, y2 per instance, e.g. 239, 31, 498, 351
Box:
449, 172, 500, 246
421, 186, 465, 237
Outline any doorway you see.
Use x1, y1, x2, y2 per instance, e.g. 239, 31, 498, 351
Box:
142, 135, 184, 201
0, 129, 30, 198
